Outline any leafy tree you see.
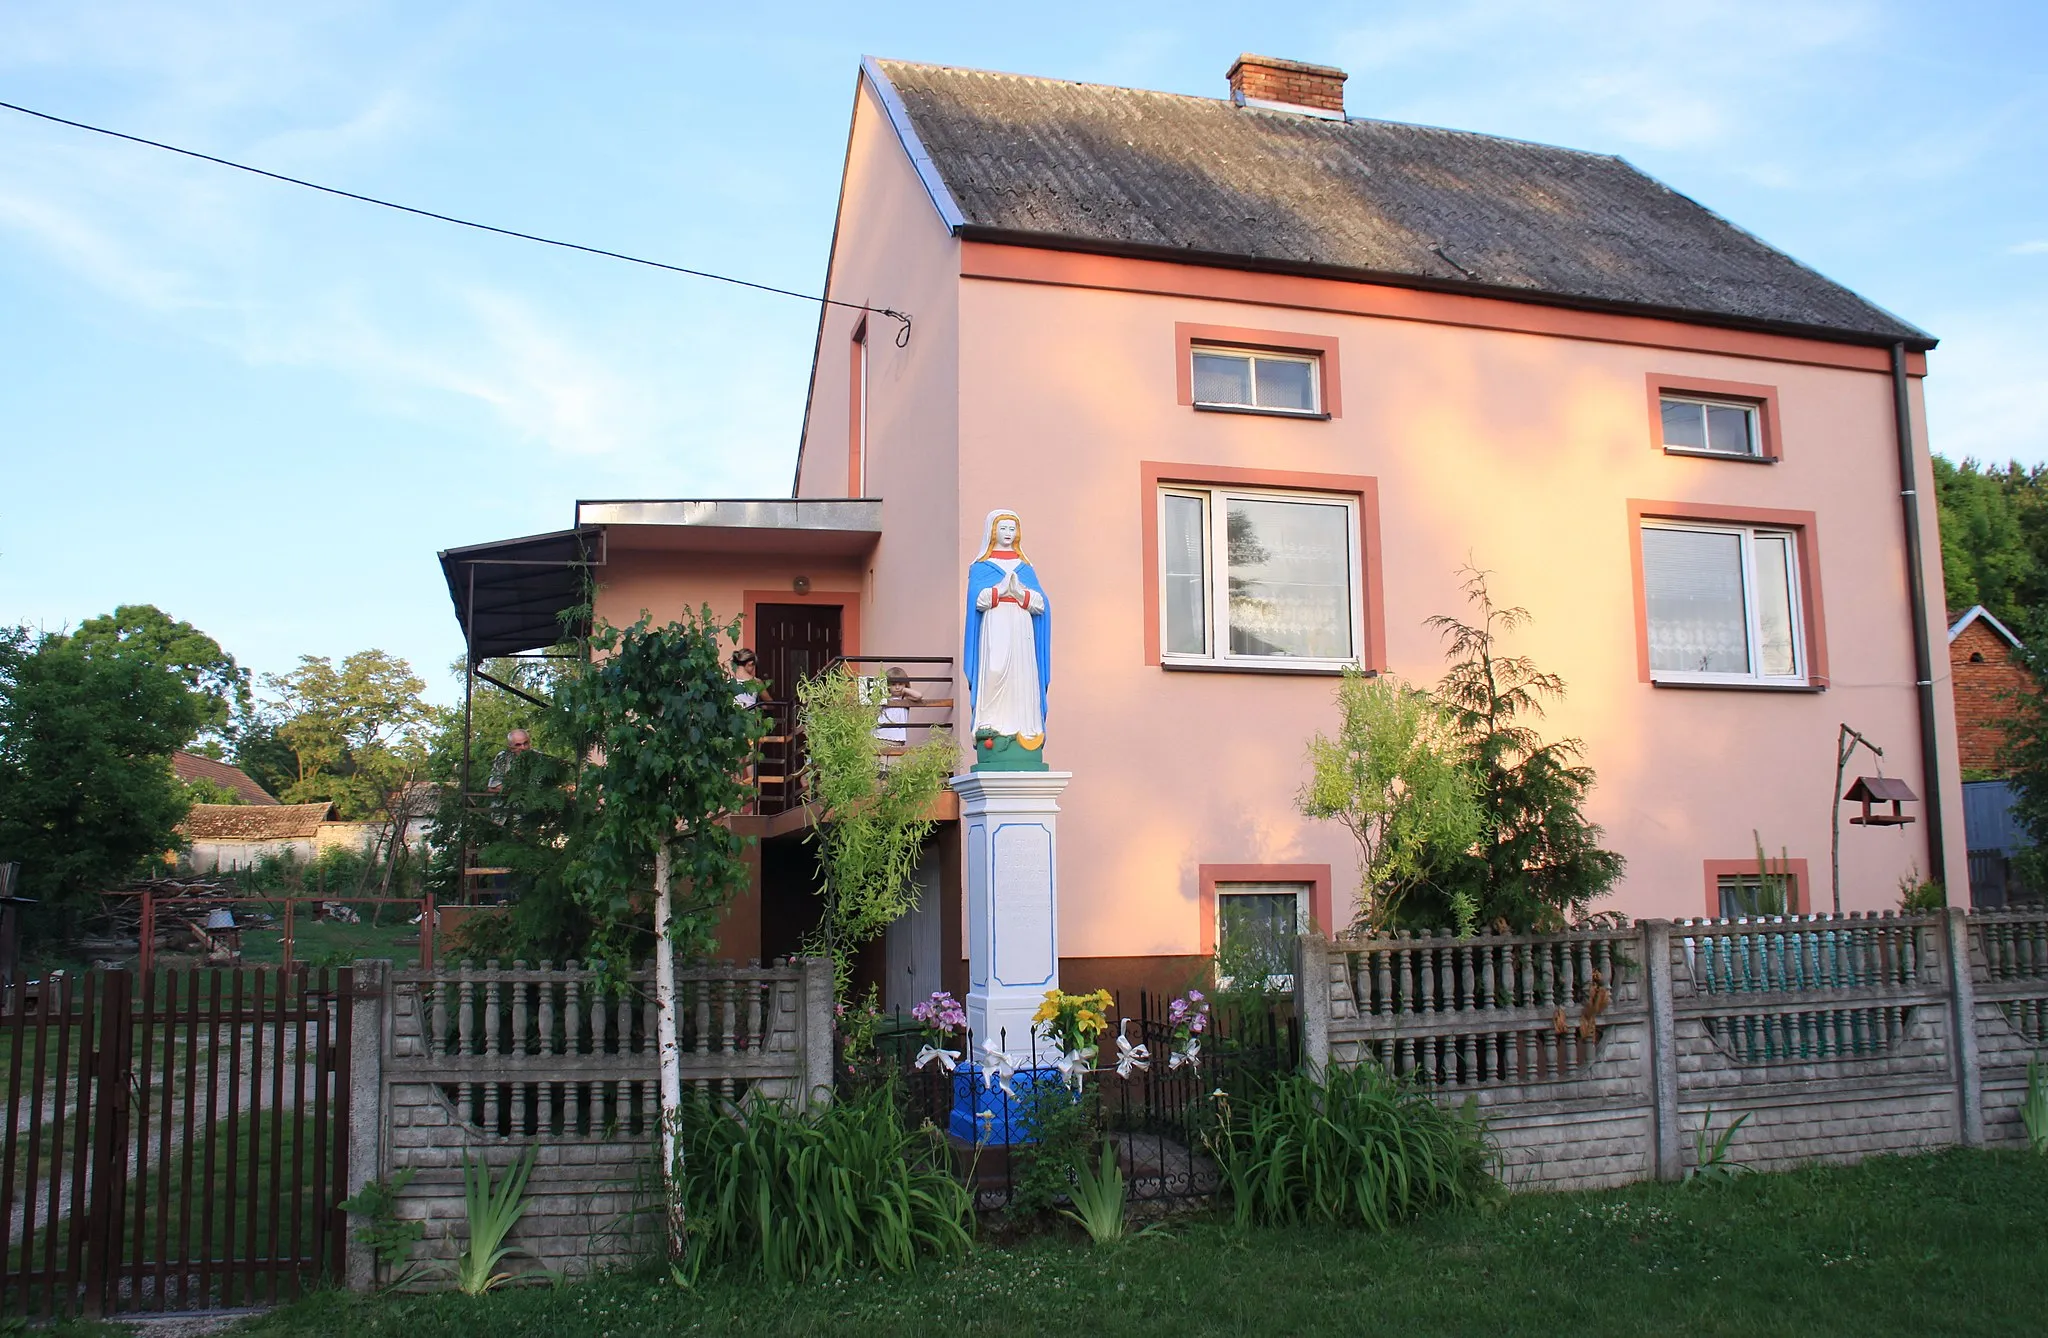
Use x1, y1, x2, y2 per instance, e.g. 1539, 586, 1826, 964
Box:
69, 604, 251, 749
0, 626, 201, 913
179, 775, 246, 806
1420, 569, 1625, 932
1998, 617, 2048, 898
422, 653, 576, 786
262, 650, 430, 818
795, 666, 955, 994
1933, 456, 2043, 626
550, 607, 766, 1264
1300, 668, 1482, 933
555, 609, 766, 966
229, 713, 300, 801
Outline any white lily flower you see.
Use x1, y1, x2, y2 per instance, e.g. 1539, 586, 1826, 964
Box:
913, 1044, 961, 1073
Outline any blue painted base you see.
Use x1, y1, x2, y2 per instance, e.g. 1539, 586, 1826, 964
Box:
948, 1064, 1069, 1144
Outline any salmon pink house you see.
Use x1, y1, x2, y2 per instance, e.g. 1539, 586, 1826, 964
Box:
441, 54, 1962, 1006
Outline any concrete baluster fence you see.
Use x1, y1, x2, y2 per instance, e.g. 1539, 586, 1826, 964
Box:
1299, 908, 2048, 1190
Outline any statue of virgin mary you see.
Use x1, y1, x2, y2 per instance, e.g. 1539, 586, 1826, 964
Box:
963, 509, 1051, 768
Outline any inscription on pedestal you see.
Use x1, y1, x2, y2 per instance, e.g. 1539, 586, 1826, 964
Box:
992, 822, 1054, 988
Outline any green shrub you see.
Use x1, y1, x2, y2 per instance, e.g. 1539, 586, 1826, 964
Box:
676, 1085, 971, 1283
1211, 1062, 1494, 1230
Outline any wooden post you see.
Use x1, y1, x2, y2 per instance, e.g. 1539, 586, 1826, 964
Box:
139, 889, 156, 978
283, 897, 296, 973
419, 892, 435, 970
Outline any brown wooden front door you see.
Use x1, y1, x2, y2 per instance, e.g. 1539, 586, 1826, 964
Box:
752, 603, 843, 813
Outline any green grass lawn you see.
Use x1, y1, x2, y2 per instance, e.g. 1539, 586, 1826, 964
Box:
161, 1148, 2048, 1338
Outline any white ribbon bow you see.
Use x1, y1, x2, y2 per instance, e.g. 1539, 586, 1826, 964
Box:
1115, 1030, 1151, 1078
913, 1044, 961, 1073
978, 1039, 1018, 1097
1169, 1037, 1201, 1072
1053, 1047, 1094, 1091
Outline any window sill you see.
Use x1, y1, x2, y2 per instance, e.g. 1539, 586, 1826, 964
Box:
1662, 447, 1776, 464
1192, 403, 1332, 421
1650, 677, 1825, 693
1163, 660, 1368, 677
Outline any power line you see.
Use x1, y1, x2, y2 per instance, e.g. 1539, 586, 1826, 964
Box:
0, 98, 912, 346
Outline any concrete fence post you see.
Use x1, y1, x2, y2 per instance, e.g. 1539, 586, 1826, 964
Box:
344, 958, 390, 1292
799, 956, 835, 1107
1641, 920, 1682, 1181
1295, 933, 1332, 1077
1942, 907, 1985, 1147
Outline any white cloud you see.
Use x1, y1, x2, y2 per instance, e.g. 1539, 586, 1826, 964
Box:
1923, 301, 2048, 466
2011, 240, 2048, 255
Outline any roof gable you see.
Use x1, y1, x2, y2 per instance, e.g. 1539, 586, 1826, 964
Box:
870, 59, 1930, 348
1948, 605, 2024, 649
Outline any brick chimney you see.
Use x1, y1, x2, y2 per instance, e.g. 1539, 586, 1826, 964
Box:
1227, 54, 1347, 119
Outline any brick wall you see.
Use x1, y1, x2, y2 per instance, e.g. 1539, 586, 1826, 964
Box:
1227, 55, 1346, 115
1950, 619, 2035, 774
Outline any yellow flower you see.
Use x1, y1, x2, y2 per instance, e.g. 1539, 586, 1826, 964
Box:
1032, 1000, 1058, 1024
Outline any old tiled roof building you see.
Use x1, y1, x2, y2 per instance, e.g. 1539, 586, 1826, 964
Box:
1949, 607, 2035, 776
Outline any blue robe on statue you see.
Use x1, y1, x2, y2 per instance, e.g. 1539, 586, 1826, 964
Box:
963, 557, 1052, 731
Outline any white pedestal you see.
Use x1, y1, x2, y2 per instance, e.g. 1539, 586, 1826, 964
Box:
949, 770, 1071, 1057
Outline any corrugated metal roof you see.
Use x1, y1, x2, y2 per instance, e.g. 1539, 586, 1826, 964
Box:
873, 60, 1931, 347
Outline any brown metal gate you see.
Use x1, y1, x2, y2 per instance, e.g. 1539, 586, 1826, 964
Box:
1, 967, 352, 1317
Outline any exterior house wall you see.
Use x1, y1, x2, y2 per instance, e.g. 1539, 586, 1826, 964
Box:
797, 74, 964, 675
1950, 618, 2033, 775
592, 550, 867, 651
184, 838, 316, 871
941, 264, 1961, 963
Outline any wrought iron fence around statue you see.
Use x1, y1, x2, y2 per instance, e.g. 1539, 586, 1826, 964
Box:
865, 991, 1298, 1212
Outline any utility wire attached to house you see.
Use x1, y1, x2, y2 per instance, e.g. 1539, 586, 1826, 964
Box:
0, 98, 913, 347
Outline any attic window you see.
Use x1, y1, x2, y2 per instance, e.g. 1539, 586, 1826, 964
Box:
1661, 396, 1760, 457
1191, 346, 1322, 416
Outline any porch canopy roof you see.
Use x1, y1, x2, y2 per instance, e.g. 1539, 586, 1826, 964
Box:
575, 498, 883, 555
439, 526, 601, 662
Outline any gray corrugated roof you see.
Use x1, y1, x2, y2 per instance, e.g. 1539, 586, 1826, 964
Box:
873, 60, 1931, 347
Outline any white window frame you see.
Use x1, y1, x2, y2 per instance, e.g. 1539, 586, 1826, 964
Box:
1158, 484, 1364, 669
1659, 394, 1761, 458
1215, 881, 1311, 991
1190, 344, 1323, 416
1641, 520, 1807, 687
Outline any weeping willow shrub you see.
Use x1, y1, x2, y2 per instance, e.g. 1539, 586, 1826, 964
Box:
675, 1086, 972, 1283
796, 666, 954, 992
1212, 1062, 1496, 1230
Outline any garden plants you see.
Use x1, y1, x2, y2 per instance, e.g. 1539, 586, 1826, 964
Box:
674, 1084, 970, 1283
1686, 1106, 1752, 1183
1059, 1142, 1132, 1246
453, 1146, 541, 1295
1211, 1061, 1493, 1230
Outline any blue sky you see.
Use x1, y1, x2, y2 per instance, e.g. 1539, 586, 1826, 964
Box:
2, 1, 2043, 704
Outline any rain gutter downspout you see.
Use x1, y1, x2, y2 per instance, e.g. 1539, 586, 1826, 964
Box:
1892, 340, 1948, 888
